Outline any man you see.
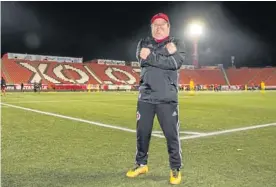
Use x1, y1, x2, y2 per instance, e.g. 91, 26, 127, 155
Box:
21, 82, 24, 92
38, 82, 42, 93
33, 81, 39, 93
126, 13, 186, 185
1, 77, 7, 96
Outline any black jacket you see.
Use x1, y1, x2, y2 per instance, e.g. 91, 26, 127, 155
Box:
136, 36, 186, 104
1, 78, 6, 87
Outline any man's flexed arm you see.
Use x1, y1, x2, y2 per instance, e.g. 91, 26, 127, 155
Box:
148, 40, 186, 70
136, 39, 151, 66
136, 39, 186, 70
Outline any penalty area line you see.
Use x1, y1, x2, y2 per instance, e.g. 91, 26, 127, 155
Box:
4, 100, 83, 104
0, 103, 164, 139
180, 123, 276, 140
2, 103, 275, 141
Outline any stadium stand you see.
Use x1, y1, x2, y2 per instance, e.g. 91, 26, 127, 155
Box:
247, 67, 276, 85
226, 67, 276, 86
226, 67, 261, 85
179, 69, 203, 85
265, 69, 276, 86
1, 53, 276, 91
194, 69, 225, 85
1, 54, 32, 84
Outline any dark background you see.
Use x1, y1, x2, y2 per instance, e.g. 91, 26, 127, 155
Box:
2, 1, 276, 68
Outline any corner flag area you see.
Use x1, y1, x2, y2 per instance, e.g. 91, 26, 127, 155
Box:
1, 91, 276, 187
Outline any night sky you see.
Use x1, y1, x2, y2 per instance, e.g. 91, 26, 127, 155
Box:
2, 1, 276, 68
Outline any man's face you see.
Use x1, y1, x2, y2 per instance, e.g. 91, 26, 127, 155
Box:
151, 18, 170, 40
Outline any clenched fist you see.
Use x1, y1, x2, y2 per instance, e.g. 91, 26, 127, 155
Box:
166, 42, 177, 54
140, 48, 151, 60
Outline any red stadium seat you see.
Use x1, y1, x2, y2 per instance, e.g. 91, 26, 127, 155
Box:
226, 67, 276, 86
179, 69, 225, 85
1, 53, 276, 88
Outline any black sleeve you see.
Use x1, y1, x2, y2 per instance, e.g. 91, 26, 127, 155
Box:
137, 39, 186, 70
135, 39, 143, 63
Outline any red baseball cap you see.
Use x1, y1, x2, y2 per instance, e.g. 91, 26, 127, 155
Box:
151, 13, 170, 24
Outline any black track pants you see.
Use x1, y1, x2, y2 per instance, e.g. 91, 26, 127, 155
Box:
135, 101, 182, 169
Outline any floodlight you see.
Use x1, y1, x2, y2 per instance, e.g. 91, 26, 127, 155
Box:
189, 23, 203, 36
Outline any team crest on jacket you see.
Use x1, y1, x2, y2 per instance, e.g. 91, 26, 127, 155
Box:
136, 111, 141, 121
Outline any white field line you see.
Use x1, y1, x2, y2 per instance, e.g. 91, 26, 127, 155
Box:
0, 105, 10, 108
4, 100, 83, 104
1, 103, 275, 141
183, 131, 206, 135
180, 123, 276, 140
4, 100, 136, 108
0, 103, 163, 139
152, 131, 163, 134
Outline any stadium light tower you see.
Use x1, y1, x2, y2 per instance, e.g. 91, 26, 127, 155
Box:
188, 22, 203, 68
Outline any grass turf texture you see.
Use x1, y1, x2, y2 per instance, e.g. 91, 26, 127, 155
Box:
1, 91, 276, 187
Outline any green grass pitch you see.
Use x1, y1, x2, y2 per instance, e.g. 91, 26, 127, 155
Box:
1, 91, 276, 187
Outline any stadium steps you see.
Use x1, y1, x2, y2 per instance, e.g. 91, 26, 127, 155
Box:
61, 64, 77, 83
51, 62, 77, 84
246, 68, 262, 85
180, 69, 203, 84
83, 65, 103, 84
109, 66, 139, 85
122, 66, 141, 84
220, 66, 230, 85
1, 59, 13, 84
246, 68, 261, 85
265, 68, 276, 86
227, 68, 261, 85
45, 62, 64, 84
86, 63, 114, 84
194, 69, 225, 85
34, 62, 49, 84
106, 66, 126, 84
4, 60, 33, 84
247, 68, 275, 85
63, 63, 90, 84
26, 61, 48, 84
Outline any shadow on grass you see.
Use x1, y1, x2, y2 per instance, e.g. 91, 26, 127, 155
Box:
2, 170, 173, 187
2, 170, 125, 187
